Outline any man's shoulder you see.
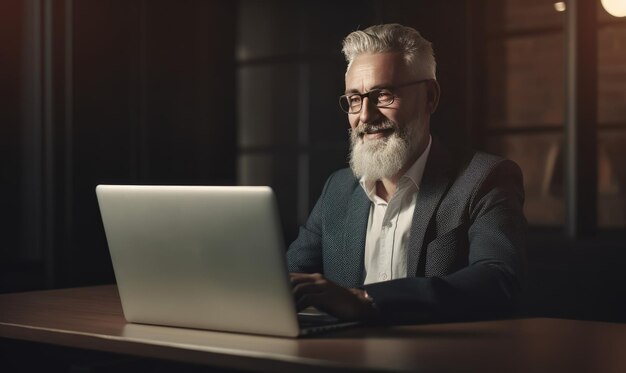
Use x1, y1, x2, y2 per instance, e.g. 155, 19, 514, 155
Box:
439, 146, 524, 205
310, 168, 364, 217
444, 145, 521, 181
465, 150, 521, 177
322, 168, 360, 196
464, 150, 513, 171
428, 141, 523, 199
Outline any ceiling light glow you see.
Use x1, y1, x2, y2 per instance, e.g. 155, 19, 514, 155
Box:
554, 2, 566, 12
601, 0, 626, 17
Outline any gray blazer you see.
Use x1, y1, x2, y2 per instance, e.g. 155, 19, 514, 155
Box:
287, 138, 526, 322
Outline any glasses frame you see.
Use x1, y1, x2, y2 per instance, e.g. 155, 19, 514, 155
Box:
338, 79, 433, 114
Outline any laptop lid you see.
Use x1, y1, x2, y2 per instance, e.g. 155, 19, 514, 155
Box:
96, 185, 303, 337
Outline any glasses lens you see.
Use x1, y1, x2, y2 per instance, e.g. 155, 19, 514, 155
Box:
375, 90, 394, 107
340, 95, 361, 114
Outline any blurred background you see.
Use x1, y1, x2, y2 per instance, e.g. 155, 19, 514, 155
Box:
1, 0, 625, 321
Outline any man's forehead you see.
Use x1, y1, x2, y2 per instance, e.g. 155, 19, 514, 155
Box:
345, 52, 409, 91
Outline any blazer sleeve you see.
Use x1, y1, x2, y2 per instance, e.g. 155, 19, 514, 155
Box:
364, 160, 527, 323
286, 173, 335, 274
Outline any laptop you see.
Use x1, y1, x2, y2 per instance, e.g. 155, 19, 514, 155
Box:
96, 185, 358, 337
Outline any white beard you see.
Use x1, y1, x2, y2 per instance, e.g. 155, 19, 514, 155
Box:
349, 120, 417, 181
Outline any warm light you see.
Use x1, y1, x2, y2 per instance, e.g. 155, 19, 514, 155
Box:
554, 2, 566, 12
601, 0, 626, 17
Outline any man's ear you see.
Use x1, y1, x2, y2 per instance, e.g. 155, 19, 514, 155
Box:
427, 79, 441, 114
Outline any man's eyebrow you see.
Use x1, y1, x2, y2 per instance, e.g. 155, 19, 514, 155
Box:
344, 86, 387, 95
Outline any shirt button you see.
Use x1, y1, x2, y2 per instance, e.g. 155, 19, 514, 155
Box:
379, 273, 388, 281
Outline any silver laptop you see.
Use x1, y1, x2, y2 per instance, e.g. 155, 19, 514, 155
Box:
96, 185, 357, 337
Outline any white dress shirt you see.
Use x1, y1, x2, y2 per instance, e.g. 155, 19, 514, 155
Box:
361, 136, 432, 285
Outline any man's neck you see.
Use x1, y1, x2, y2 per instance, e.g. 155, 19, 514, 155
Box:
375, 178, 397, 202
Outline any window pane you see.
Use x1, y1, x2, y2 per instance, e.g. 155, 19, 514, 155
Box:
486, 34, 564, 128
598, 24, 626, 124
309, 61, 348, 144
486, 133, 564, 226
481, 0, 568, 228
598, 12, 626, 228
237, 64, 299, 148
236, 0, 301, 60
485, 0, 564, 34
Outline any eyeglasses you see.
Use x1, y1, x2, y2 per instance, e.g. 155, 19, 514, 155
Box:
338, 79, 432, 114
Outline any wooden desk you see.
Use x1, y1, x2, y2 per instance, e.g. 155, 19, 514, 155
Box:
1, 285, 625, 372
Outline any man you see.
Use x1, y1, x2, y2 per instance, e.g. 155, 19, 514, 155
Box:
287, 24, 526, 324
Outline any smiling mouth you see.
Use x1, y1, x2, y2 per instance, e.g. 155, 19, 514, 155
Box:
364, 127, 393, 135
361, 126, 394, 139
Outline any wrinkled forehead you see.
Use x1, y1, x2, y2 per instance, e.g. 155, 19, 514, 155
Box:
344, 52, 414, 93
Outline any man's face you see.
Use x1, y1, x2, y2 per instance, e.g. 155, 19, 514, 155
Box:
345, 52, 431, 180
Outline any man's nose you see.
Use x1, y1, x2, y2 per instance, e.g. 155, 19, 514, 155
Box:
359, 97, 380, 124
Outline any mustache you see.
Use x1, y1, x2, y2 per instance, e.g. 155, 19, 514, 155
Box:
352, 120, 397, 137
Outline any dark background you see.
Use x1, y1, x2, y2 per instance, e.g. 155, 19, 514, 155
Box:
1, 0, 625, 323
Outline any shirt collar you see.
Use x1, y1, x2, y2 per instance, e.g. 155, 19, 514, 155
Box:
359, 135, 432, 202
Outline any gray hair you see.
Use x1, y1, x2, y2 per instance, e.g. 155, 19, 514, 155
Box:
341, 23, 436, 79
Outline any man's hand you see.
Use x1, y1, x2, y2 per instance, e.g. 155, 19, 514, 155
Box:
290, 272, 379, 322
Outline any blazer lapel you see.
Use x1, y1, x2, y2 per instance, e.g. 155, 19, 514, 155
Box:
407, 138, 454, 277
342, 185, 370, 287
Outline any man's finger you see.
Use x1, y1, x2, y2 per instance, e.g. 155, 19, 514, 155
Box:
295, 293, 324, 312
289, 272, 323, 286
292, 281, 325, 300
